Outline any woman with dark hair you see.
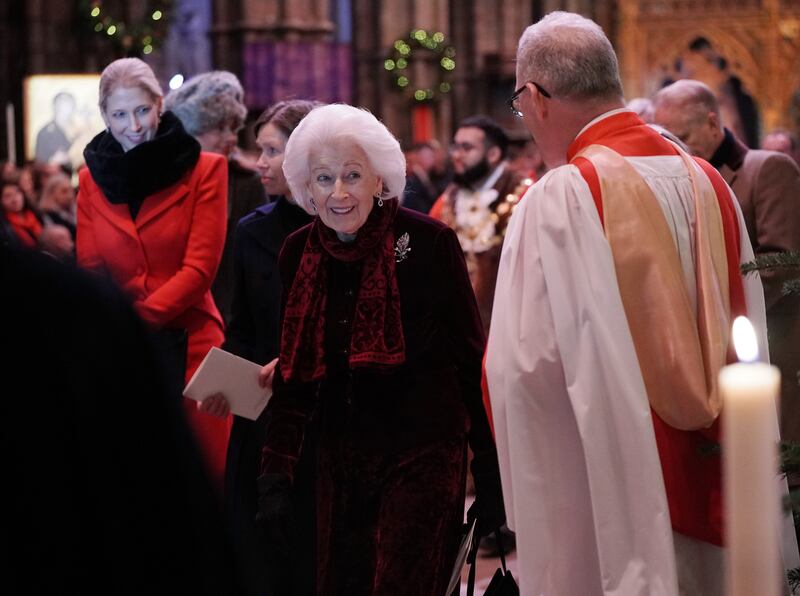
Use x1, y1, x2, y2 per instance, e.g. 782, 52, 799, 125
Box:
256, 104, 505, 594
77, 58, 230, 488
200, 98, 322, 595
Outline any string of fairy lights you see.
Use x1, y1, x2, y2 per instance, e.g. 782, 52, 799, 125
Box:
81, 1, 172, 57
385, 29, 456, 102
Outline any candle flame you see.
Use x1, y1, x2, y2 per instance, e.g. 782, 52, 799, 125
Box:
732, 316, 759, 363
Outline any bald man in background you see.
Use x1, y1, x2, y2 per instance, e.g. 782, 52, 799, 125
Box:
654, 79, 800, 444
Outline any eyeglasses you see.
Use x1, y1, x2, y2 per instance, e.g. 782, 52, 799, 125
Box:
507, 81, 551, 118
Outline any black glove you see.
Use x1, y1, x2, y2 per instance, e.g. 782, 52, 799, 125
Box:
255, 473, 295, 552
468, 451, 506, 538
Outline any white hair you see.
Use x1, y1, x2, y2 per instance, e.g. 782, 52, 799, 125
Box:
516, 11, 623, 102
283, 104, 406, 214
164, 71, 247, 136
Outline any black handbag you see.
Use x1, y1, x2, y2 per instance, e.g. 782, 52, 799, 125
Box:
465, 529, 519, 596
149, 327, 188, 400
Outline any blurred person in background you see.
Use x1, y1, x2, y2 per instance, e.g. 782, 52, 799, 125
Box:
165, 71, 267, 327
430, 115, 530, 336
1, 181, 42, 249
77, 57, 230, 489
201, 99, 321, 596
762, 128, 800, 166
38, 172, 77, 240
402, 141, 440, 213
38, 223, 75, 262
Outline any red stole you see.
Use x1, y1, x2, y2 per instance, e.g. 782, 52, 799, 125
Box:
569, 111, 746, 546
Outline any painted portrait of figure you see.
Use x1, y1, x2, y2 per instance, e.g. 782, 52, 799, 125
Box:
24, 74, 105, 171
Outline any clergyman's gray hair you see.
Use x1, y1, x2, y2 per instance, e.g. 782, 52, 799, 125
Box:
282, 104, 406, 214
516, 11, 623, 102
164, 71, 248, 137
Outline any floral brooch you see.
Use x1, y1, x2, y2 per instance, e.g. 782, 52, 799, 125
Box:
395, 232, 411, 263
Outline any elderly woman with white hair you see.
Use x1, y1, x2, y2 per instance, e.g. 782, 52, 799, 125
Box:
165, 71, 266, 325
255, 104, 505, 595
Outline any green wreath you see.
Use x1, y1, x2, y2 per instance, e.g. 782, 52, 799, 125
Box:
80, 0, 172, 57
385, 29, 456, 102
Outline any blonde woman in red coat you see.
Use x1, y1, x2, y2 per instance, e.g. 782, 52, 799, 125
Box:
77, 58, 230, 488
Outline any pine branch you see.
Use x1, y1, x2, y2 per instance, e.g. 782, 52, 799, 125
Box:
781, 442, 800, 476
784, 278, 800, 297
741, 251, 800, 274
789, 567, 800, 594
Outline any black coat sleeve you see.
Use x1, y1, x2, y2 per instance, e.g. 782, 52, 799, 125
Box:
258, 232, 319, 484
223, 221, 255, 360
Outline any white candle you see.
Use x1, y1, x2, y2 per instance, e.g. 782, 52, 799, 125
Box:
721, 316, 781, 596
6, 103, 16, 166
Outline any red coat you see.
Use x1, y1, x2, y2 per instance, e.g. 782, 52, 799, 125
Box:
77, 152, 230, 486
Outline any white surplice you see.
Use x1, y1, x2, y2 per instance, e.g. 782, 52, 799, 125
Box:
486, 141, 775, 595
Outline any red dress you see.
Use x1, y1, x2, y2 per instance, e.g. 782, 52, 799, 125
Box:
77, 152, 231, 488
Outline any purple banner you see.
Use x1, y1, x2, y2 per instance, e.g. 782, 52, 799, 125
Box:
243, 41, 353, 108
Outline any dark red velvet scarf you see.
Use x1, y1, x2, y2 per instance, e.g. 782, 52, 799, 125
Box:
280, 198, 406, 383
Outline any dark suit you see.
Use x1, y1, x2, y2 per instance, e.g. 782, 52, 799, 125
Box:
223, 197, 313, 595
712, 128, 800, 442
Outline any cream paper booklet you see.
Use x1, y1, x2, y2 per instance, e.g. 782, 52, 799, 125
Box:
183, 347, 271, 421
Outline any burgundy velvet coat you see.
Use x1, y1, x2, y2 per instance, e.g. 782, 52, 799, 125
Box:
260, 207, 500, 595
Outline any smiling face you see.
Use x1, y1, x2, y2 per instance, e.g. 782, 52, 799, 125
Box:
255, 123, 290, 197
308, 139, 383, 235
103, 86, 162, 152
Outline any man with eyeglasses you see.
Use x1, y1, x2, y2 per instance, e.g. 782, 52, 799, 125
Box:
429, 115, 531, 336
485, 11, 789, 596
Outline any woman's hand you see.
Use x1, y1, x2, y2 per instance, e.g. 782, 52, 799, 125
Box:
198, 392, 230, 418
259, 358, 279, 390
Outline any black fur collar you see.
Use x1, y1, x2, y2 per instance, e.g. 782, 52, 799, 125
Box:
83, 111, 201, 218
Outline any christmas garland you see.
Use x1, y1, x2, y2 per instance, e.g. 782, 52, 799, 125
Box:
385, 29, 456, 102
80, 0, 172, 57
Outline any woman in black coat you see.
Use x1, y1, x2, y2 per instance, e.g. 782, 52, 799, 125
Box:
257, 104, 505, 595
203, 99, 320, 595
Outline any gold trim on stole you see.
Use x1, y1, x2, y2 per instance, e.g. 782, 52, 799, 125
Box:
575, 145, 730, 430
